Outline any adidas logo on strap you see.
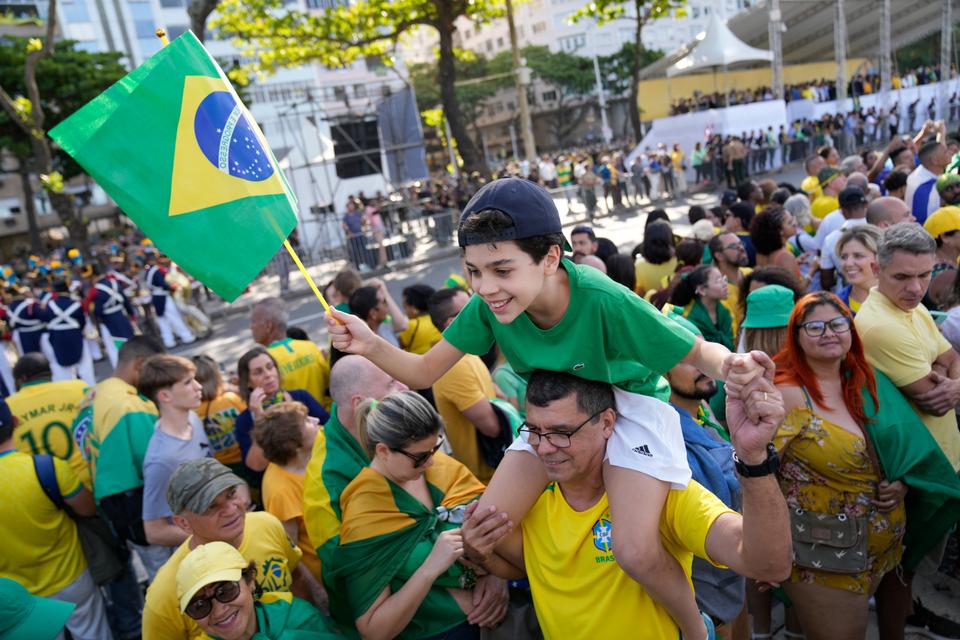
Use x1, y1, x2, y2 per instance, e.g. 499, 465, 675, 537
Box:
632, 444, 653, 457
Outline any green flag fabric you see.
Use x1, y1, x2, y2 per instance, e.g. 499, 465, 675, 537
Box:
326, 453, 485, 637
49, 31, 297, 301
862, 370, 960, 570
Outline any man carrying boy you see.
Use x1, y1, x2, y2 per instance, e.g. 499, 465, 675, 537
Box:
328, 177, 766, 639
137, 355, 211, 549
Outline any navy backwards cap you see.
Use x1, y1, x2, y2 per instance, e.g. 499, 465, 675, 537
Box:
458, 177, 573, 251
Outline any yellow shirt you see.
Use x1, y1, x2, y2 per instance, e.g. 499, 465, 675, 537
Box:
810, 194, 839, 222
197, 392, 246, 466
268, 338, 331, 410
397, 315, 443, 355
0, 450, 86, 596
432, 355, 496, 483
142, 511, 302, 640
854, 288, 960, 469
263, 463, 321, 580
522, 480, 732, 640
635, 256, 678, 295
8, 379, 91, 488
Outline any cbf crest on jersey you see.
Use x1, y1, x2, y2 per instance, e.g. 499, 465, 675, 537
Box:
50, 31, 297, 302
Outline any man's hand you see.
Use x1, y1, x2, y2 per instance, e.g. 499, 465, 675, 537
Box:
875, 480, 907, 513
462, 502, 513, 564
468, 575, 509, 627
326, 308, 378, 355
726, 353, 784, 464
913, 372, 960, 416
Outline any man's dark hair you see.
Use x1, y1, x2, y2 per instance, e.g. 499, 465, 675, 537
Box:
13, 352, 51, 388
0, 398, 13, 443
349, 286, 380, 321
728, 202, 756, 230
889, 146, 911, 166
604, 254, 636, 291
428, 288, 463, 331
594, 238, 618, 262
526, 369, 615, 418
571, 225, 596, 241
687, 205, 707, 225
459, 209, 564, 264
919, 140, 944, 167
286, 326, 309, 341
883, 167, 910, 192
117, 335, 164, 366
403, 284, 436, 314
750, 207, 788, 255
736, 181, 758, 202
817, 145, 833, 160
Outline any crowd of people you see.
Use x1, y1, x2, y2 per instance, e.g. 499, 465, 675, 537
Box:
5, 110, 960, 640
669, 65, 955, 115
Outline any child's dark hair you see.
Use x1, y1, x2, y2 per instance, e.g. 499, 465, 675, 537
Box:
646, 209, 670, 227
675, 239, 705, 267
605, 254, 636, 291
687, 205, 707, 224
459, 209, 564, 263
286, 326, 309, 341
403, 284, 436, 314
669, 264, 714, 307
750, 206, 788, 256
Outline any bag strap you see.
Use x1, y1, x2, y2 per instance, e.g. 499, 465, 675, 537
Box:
32, 454, 66, 511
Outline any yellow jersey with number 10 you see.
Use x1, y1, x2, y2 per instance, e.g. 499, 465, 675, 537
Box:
8, 379, 91, 488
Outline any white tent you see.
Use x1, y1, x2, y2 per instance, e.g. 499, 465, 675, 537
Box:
666, 13, 772, 78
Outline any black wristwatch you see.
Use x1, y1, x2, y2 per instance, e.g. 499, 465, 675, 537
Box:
732, 443, 779, 477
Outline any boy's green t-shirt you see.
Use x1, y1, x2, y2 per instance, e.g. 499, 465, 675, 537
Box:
442, 259, 697, 401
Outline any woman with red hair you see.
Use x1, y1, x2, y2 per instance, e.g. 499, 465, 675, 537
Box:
772, 292, 907, 640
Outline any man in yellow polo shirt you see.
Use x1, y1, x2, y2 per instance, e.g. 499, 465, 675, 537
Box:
7, 353, 90, 487
799, 154, 826, 205
250, 297, 331, 410
143, 458, 321, 640
462, 369, 792, 639
854, 221, 960, 637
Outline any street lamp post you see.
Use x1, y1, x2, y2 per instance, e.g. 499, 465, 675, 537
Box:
505, 0, 537, 162
592, 53, 612, 144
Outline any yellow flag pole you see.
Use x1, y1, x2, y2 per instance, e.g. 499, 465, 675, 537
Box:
153, 26, 333, 315
283, 240, 332, 313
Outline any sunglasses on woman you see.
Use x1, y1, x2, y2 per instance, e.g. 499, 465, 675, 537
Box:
185, 581, 242, 620
799, 315, 851, 338
392, 435, 445, 467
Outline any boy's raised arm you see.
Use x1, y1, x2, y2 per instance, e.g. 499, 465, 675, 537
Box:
327, 308, 464, 388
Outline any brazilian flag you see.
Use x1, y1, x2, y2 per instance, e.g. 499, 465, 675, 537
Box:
49, 31, 297, 302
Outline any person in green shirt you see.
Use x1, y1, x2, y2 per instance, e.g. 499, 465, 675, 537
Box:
176, 541, 338, 640
327, 177, 768, 640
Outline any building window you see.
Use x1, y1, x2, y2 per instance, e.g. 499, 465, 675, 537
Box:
159, 0, 183, 7
558, 33, 585, 52
354, 83, 366, 98
485, 39, 493, 52
334, 86, 346, 101
463, 29, 470, 39
166, 24, 188, 40
496, 36, 504, 48
542, 90, 557, 102
532, 21, 546, 33
506, 101, 515, 110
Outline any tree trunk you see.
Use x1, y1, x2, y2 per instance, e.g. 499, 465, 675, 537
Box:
187, 0, 220, 43
435, 5, 488, 178
17, 161, 42, 252
629, 1, 646, 142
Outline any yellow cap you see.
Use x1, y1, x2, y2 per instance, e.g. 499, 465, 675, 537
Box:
923, 206, 960, 239
175, 541, 247, 614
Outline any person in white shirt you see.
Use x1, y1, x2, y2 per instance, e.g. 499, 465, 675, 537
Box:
905, 138, 950, 224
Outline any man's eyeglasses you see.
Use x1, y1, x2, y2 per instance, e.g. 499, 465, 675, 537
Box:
392, 435, 445, 467
185, 581, 242, 620
799, 315, 851, 338
723, 242, 744, 251
518, 409, 607, 449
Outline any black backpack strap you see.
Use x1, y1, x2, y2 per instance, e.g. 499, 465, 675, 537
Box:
32, 454, 66, 511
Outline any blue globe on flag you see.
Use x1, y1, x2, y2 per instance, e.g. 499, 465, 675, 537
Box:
193, 91, 274, 182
